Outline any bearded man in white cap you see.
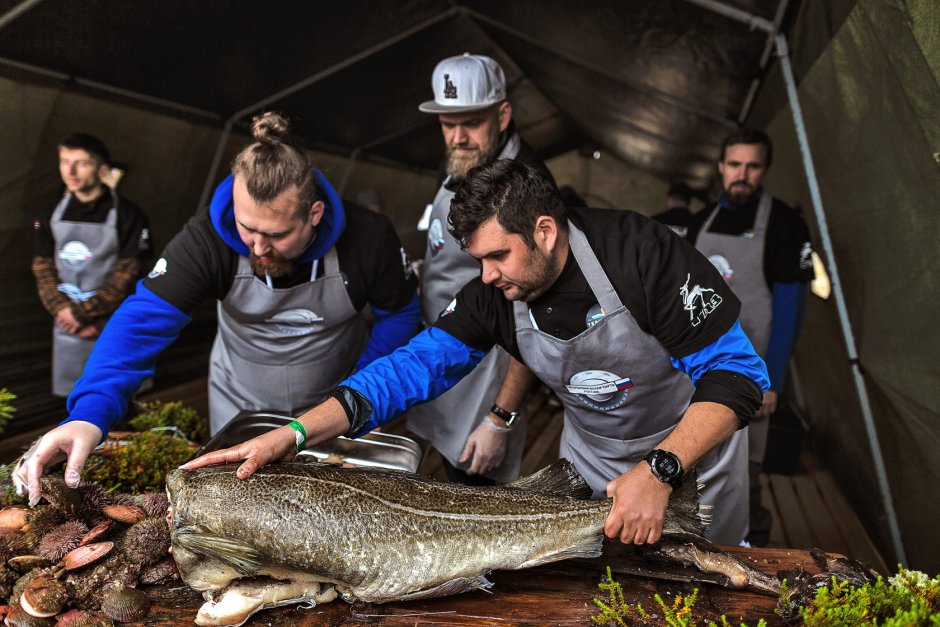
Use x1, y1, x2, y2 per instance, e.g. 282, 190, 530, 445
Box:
408, 52, 557, 485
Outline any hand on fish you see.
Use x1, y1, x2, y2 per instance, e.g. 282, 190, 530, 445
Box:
13, 420, 103, 506
604, 463, 672, 545
180, 423, 297, 477
459, 416, 509, 475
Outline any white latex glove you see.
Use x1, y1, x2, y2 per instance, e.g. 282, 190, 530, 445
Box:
459, 417, 510, 476
13, 421, 103, 506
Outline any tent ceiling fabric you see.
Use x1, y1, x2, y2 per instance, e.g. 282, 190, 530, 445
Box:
1, 0, 780, 184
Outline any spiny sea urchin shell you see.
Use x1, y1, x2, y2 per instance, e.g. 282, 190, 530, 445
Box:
120, 517, 169, 568
74, 484, 128, 526
21, 507, 66, 549
135, 493, 169, 519
20, 576, 67, 618
36, 520, 88, 563
99, 582, 149, 623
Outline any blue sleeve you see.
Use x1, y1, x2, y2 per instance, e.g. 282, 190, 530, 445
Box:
341, 326, 486, 435
670, 320, 769, 391
64, 281, 191, 435
765, 282, 807, 391
354, 294, 422, 372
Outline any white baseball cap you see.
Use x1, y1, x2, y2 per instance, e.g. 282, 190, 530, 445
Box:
418, 53, 507, 114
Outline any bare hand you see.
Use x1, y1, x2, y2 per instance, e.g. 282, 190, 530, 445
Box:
604, 464, 672, 544
180, 426, 296, 479
13, 421, 103, 507
755, 390, 779, 419
76, 325, 100, 339
459, 417, 510, 476
55, 307, 82, 334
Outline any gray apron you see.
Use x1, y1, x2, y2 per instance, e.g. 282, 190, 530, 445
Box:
513, 222, 749, 545
50, 191, 119, 397
407, 133, 526, 483
208, 248, 367, 434
694, 193, 772, 464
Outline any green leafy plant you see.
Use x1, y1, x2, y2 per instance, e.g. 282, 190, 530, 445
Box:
130, 399, 208, 442
799, 567, 940, 626
82, 430, 197, 494
0, 387, 16, 435
591, 566, 765, 626
0, 463, 27, 507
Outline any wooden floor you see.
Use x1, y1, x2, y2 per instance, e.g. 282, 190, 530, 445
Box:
1, 377, 889, 577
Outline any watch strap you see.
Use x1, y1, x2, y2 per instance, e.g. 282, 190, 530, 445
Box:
489, 404, 519, 428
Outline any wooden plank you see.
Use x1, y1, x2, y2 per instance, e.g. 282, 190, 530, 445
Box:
761, 473, 788, 549
519, 408, 564, 477
766, 474, 815, 550
790, 473, 845, 551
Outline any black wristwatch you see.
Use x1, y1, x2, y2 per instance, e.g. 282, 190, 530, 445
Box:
489, 404, 520, 429
645, 449, 684, 490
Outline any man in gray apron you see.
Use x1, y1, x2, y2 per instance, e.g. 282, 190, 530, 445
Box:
408, 53, 556, 484
16, 114, 420, 503
32, 134, 151, 397
694, 128, 814, 545
182, 160, 768, 548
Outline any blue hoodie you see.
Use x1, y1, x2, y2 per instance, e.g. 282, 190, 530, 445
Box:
65, 170, 420, 435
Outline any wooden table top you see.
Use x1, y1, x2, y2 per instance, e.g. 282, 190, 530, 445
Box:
143, 543, 824, 625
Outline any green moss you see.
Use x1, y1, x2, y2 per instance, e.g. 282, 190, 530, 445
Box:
0, 463, 27, 507
800, 567, 940, 626
82, 431, 197, 494
129, 399, 208, 442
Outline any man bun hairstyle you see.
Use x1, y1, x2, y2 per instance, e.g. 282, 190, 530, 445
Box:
448, 160, 567, 250
720, 127, 773, 167
59, 133, 110, 166
231, 112, 320, 218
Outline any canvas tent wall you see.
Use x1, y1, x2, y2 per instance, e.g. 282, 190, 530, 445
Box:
1, 0, 937, 572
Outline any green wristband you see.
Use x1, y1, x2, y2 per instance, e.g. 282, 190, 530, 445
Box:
287, 420, 307, 453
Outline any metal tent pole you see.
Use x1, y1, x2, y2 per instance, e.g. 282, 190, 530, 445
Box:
773, 33, 907, 565
685, 0, 908, 565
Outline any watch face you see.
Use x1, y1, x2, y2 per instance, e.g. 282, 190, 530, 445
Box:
654, 454, 680, 479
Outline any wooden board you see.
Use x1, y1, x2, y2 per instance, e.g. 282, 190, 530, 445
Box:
142, 545, 827, 626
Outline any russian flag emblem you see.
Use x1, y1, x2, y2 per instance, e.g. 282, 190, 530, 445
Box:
615, 378, 634, 391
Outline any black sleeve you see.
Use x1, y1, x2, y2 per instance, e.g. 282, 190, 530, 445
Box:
691, 370, 763, 426
358, 210, 419, 311
637, 222, 742, 357
143, 216, 233, 314
765, 203, 815, 285
116, 199, 152, 260
33, 206, 57, 258
434, 277, 517, 358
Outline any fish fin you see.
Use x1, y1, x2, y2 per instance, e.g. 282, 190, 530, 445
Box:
662, 469, 708, 537
174, 526, 262, 576
505, 459, 592, 499
393, 576, 493, 602
517, 535, 604, 568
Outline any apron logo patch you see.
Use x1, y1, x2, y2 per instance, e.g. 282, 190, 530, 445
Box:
148, 257, 167, 279
565, 370, 632, 411
58, 241, 93, 268
585, 303, 606, 328
707, 255, 734, 279
680, 273, 723, 327
428, 218, 446, 255
266, 309, 325, 336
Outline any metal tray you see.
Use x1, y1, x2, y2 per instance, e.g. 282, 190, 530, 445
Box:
195, 410, 423, 473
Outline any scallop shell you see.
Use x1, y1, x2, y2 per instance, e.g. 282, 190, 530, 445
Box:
78, 520, 113, 547
2, 603, 56, 626
8, 557, 50, 575
53, 609, 114, 627
20, 575, 67, 618
0, 507, 29, 532
99, 582, 149, 623
101, 506, 145, 525
61, 542, 113, 571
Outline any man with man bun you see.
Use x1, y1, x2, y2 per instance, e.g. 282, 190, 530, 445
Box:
16, 113, 420, 501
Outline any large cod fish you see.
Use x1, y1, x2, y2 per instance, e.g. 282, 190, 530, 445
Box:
166, 460, 704, 626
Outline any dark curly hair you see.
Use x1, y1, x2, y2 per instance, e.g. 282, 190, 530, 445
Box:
720, 127, 773, 167
448, 160, 567, 250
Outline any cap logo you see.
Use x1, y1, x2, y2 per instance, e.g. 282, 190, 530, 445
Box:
443, 74, 458, 99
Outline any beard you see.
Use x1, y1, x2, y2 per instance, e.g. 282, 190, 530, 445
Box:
250, 250, 291, 278
500, 246, 558, 302
445, 130, 501, 180
724, 181, 757, 206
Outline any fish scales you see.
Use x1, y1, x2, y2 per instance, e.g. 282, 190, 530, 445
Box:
168, 463, 609, 601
